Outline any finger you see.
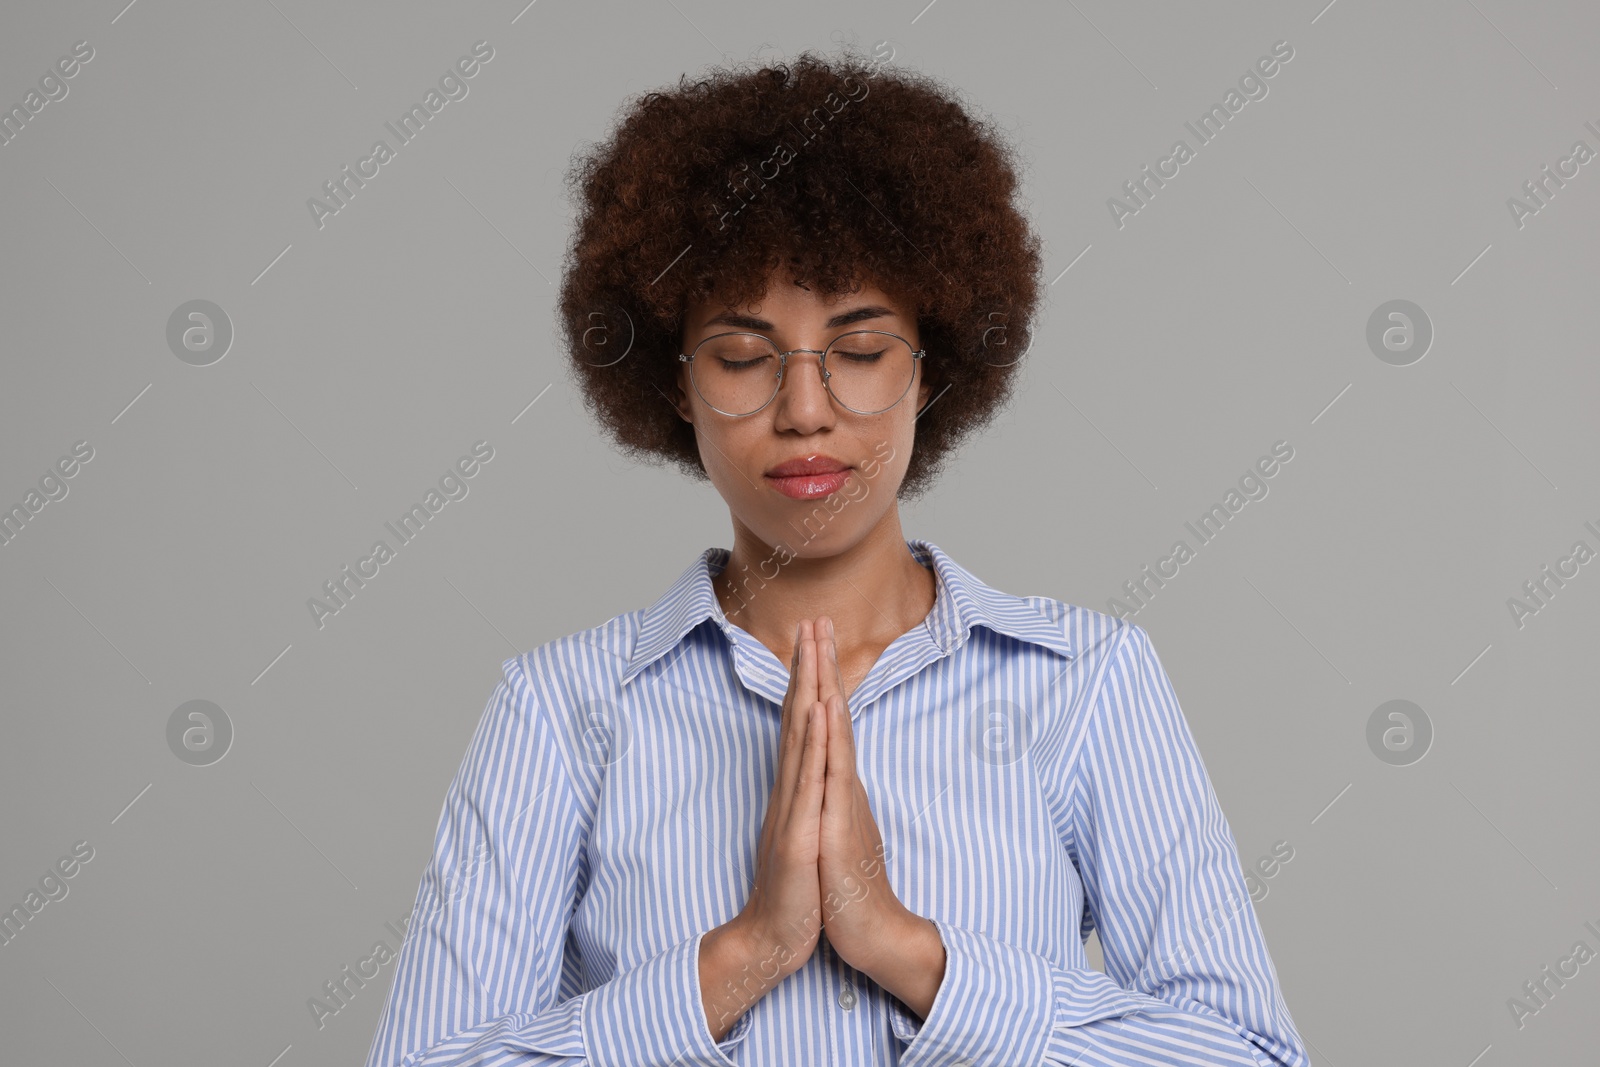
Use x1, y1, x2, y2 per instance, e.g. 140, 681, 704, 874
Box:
822, 695, 852, 821
831, 689, 858, 774
775, 620, 807, 779
792, 700, 828, 823
853, 774, 879, 838
779, 620, 803, 724
815, 615, 839, 715
821, 616, 854, 735
796, 620, 819, 734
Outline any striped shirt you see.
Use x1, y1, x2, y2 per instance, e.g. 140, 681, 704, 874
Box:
364, 538, 1311, 1067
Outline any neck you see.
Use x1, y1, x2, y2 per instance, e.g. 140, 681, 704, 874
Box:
714, 515, 936, 662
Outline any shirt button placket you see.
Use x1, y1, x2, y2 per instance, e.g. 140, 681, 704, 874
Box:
835, 961, 868, 1066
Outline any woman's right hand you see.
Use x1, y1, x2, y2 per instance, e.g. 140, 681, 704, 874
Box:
735, 618, 829, 983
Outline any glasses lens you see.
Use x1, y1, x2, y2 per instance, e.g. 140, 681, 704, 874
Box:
824, 332, 917, 414
690, 333, 781, 415
688, 331, 918, 415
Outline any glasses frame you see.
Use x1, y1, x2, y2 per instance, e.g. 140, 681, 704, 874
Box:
678, 329, 928, 417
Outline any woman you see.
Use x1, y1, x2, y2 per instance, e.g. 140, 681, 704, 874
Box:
366, 49, 1311, 1067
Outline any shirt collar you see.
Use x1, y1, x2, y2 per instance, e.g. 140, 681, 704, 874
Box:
620, 537, 1074, 687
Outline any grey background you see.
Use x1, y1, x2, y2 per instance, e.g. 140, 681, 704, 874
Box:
2, 0, 1596, 1064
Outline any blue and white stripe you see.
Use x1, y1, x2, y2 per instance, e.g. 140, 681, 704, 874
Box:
364, 538, 1312, 1066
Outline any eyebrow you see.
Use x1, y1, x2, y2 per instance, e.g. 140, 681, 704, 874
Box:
700, 304, 899, 332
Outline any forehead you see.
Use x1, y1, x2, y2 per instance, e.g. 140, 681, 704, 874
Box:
683, 273, 914, 328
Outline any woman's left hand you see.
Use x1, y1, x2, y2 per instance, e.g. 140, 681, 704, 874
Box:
813, 615, 914, 978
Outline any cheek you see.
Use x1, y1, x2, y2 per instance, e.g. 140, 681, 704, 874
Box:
696, 421, 760, 486
858, 419, 915, 484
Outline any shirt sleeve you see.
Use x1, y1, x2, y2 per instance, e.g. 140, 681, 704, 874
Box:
885, 622, 1312, 1067
363, 655, 755, 1067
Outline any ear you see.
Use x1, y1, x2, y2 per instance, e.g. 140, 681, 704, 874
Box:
672, 367, 695, 424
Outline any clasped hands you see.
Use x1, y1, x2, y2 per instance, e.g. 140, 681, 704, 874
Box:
748, 615, 944, 1014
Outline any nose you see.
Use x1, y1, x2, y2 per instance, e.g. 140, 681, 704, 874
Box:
780, 350, 829, 391
772, 350, 836, 427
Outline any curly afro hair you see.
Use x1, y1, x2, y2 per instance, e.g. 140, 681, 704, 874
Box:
556, 46, 1044, 502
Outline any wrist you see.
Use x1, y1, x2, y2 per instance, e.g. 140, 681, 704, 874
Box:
699, 920, 777, 1042
863, 910, 946, 1018
725, 915, 802, 987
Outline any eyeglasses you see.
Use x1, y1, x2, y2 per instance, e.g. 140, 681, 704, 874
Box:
678, 330, 928, 417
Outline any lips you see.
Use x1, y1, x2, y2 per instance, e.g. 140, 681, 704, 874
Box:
763, 455, 853, 500
764, 455, 849, 478
764, 469, 852, 500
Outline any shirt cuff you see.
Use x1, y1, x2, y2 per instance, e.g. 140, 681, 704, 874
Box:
583, 928, 754, 1067
886, 918, 1055, 1066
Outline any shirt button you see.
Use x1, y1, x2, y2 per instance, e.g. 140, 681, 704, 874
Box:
837, 982, 857, 1010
